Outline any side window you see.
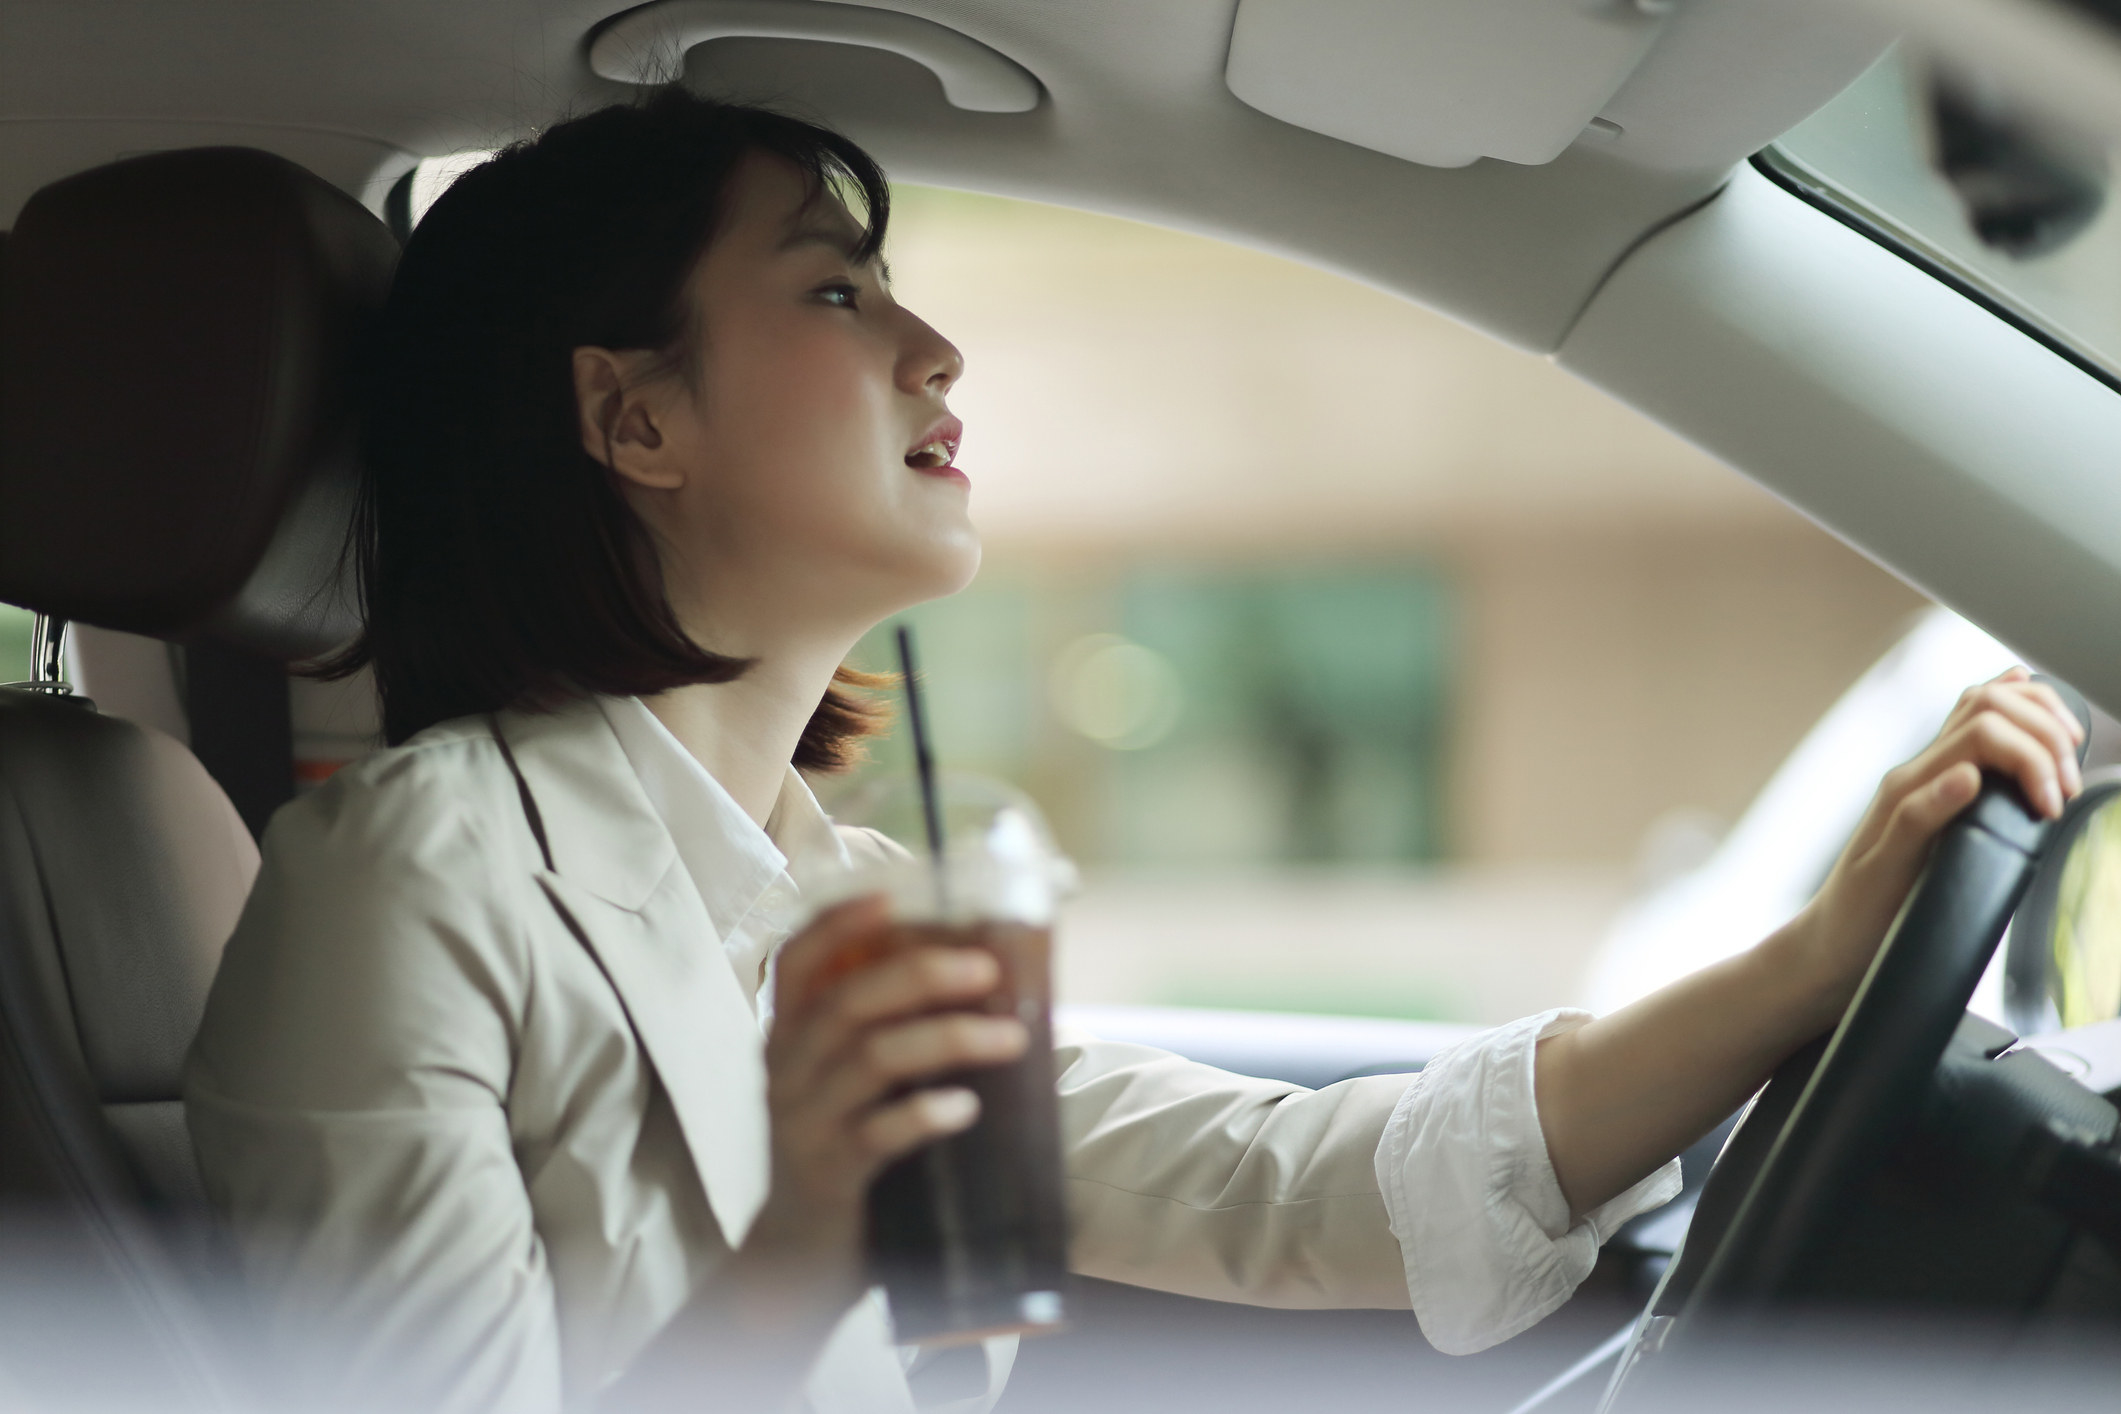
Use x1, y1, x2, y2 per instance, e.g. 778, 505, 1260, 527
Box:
1769, 48, 2121, 390
0, 603, 31, 683
816, 186, 1931, 1027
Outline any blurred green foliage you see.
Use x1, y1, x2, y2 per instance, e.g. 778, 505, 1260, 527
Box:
840, 564, 1453, 869
1115, 569, 1451, 864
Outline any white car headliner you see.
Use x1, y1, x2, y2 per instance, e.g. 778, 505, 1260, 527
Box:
0, 0, 1883, 347
5, 0, 2119, 705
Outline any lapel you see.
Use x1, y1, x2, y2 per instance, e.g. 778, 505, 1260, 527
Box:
493, 700, 770, 1249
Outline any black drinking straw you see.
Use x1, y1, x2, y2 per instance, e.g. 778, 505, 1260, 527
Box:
894, 625, 949, 878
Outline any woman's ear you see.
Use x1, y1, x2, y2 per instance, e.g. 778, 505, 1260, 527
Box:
572, 346, 685, 490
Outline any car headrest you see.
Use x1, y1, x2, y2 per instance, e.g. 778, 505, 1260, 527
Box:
0, 148, 397, 660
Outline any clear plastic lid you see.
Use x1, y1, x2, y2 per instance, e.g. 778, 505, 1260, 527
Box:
818, 773, 1077, 925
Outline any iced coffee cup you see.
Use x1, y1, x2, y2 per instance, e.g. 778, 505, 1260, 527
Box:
817, 775, 1073, 1346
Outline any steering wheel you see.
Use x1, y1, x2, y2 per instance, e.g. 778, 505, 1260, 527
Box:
1600, 677, 2094, 1404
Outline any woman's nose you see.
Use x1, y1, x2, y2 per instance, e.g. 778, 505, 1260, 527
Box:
899, 311, 963, 395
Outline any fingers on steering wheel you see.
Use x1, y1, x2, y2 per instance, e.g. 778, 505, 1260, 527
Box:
1944, 702, 2072, 817
1949, 671, 2084, 764
1945, 665, 2031, 726
2001, 685, 2086, 798
2026, 678, 2089, 761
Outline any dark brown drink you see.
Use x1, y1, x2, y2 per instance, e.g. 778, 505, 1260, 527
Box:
864, 920, 1070, 1345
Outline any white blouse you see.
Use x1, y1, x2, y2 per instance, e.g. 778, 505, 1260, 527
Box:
598, 697, 1680, 1360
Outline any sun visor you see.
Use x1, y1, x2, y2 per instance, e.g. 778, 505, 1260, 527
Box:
1225, 0, 1894, 173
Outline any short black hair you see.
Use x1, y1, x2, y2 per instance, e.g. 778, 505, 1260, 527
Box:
326, 91, 891, 764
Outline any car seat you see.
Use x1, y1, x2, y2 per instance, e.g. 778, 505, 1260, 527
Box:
0, 147, 394, 1406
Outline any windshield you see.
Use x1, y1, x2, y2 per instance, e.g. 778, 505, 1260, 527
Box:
1772, 48, 2121, 385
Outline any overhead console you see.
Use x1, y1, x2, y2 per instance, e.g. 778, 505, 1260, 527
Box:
1224, 0, 1896, 172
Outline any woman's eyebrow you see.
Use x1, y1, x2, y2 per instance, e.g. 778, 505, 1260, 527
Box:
776, 216, 892, 285
776, 212, 868, 259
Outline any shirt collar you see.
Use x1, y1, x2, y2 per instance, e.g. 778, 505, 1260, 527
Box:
596, 696, 850, 943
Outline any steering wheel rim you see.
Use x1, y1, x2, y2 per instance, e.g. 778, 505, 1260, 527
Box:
1681, 792, 2049, 1311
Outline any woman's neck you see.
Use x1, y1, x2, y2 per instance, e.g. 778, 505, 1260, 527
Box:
641, 640, 850, 828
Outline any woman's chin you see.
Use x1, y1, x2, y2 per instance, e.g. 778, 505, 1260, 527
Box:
909, 545, 982, 607
816, 517, 982, 626
941, 529, 982, 590
887, 533, 983, 614
910, 510, 982, 581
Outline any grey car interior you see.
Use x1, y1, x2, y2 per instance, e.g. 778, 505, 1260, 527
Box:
2, 1, 2121, 1408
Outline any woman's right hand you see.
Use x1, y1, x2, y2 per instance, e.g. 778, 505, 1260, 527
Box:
742, 895, 1030, 1301
613, 895, 1026, 1408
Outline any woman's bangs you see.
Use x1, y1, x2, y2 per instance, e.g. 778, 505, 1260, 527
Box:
771, 122, 890, 263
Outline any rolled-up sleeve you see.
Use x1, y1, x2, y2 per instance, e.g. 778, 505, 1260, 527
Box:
1374, 1008, 1682, 1355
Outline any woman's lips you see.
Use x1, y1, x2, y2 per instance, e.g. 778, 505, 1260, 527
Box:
912, 458, 969, 486
905, 417, 967, 485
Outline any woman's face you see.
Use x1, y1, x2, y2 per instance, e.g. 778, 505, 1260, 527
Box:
580, 153, 977, 656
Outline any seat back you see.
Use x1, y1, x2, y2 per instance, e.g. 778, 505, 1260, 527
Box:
0, 692, 255, 1411
0, 147, 395, 1404
0, 691, 256, 1217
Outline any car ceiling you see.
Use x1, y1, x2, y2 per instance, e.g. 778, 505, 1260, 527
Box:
7, 0, 2121, 706
0, 0, 1888, 350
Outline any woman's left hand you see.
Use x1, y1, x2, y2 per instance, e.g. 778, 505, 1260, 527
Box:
1781, 666, 2084, 1030
1537, 666, 2085, 1217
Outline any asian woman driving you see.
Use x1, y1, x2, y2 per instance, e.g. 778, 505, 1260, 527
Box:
183, 92, 2087, 1414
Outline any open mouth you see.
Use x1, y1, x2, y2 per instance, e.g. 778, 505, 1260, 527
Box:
906, 417, 964, 474
905, 439, 956, 470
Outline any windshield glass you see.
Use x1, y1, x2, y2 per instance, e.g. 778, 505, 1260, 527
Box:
1773, 48, 2121, 384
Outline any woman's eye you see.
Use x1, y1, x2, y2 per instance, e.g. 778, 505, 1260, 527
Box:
818, 281, 861, 309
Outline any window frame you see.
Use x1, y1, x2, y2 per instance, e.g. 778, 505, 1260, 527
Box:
1751, 145, 2121, 398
